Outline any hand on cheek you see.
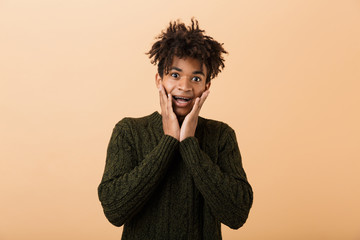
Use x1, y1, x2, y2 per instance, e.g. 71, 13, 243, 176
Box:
180, 90, 210, 142
158, 84, 180, 141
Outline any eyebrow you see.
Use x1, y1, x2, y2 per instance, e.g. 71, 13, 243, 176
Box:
170, 67, 205, 76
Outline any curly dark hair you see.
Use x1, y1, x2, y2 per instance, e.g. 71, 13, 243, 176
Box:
147, 18, 228, 83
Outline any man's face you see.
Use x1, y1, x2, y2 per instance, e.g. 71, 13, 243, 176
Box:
156, 56, 211, 120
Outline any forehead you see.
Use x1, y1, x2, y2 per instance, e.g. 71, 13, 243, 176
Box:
170, 56, 207, 73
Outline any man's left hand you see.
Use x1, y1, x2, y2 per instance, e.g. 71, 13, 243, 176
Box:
180, 90, 210, 142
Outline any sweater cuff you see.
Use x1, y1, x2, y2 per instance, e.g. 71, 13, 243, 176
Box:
158, 134, 179, 155
163, 134, 179, 143
179, 137, 201, 164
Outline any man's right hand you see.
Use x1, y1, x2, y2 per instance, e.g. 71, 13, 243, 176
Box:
159, 84, 180, 141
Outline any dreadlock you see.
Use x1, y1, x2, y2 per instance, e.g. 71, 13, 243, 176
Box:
147, 18, 227, 83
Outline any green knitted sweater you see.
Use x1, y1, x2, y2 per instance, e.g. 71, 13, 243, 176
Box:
98, 112, 253, 239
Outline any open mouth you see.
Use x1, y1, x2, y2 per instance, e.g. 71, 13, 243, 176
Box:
173, 96, 192, 103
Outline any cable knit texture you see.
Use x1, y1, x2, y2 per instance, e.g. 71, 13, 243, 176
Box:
98, 112, 253, 240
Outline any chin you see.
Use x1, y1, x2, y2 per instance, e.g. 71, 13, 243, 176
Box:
174, 109, 191, 119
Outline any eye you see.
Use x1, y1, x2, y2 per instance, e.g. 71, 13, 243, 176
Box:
171, 73, 179, 78
192, 76, 201, 82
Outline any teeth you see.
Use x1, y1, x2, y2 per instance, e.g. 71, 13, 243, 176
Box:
174, 96, 190, 100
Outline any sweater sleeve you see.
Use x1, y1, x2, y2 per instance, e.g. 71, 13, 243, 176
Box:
98, 119, 178, 227
179, 126, 253, 229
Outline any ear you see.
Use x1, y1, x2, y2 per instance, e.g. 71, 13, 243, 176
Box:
155, 73, 162, 89
205, 81, 211, 91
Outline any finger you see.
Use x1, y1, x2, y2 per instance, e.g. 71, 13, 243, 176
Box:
167, 93, 174, 114
189, 97, 201, 116
162, 87, 170, 108
160, 85, 170, 113
198, 90, 210, 109
190, 90, 209, 116
159, 85, 166, 113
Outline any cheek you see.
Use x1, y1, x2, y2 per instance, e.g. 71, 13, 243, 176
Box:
165, 84, 179, 95
160, 81, 172, 94
194, 88, 206, 97
163, 85, 173, 95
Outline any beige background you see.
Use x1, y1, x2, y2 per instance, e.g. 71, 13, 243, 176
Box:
1, 0, 360, 239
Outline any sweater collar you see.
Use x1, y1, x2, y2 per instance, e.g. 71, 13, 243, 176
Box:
150, 111, 205, 128
150, 111, 163, 128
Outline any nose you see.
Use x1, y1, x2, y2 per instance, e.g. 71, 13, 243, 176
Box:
177, 76, 191, 91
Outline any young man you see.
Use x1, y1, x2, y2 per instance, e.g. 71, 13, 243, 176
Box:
98, 19, 253, 239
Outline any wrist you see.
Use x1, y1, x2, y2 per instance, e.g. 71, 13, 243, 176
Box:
166, 134, 179, 141
180, 132, 195, 142
164, 130, 180, 141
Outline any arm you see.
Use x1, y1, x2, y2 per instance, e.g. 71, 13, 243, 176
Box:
97, 119, 178, 227
179, 126, 253, 229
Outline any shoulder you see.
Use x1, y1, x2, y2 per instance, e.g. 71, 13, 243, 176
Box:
198, 117, 240, 154
198, 115, 234, 135
114, 112, 161, 129
108, 112, 161, 143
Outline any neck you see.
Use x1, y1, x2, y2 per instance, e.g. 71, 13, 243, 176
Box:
177, 116, 184, 126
